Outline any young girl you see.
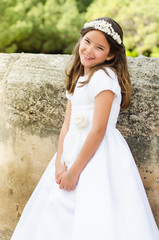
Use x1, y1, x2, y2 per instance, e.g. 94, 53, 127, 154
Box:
11, 17, 159, 240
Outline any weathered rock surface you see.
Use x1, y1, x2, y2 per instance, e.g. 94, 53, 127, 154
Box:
0, 53, 159, 239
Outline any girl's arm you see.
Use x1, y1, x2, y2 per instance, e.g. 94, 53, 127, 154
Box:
59, 90, 114, 191
55, 100, 71, 183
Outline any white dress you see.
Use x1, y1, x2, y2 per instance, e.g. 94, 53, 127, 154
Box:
11, 68, 159, 240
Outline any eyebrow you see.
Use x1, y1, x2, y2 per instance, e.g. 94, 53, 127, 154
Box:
85, 37, 106, 49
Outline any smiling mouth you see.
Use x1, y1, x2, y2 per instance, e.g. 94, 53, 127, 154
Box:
83, 53, 94, 60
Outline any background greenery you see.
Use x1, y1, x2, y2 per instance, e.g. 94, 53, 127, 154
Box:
0, 0, 159, 57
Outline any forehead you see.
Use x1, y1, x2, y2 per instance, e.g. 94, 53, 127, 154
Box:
84, 30, 109, 46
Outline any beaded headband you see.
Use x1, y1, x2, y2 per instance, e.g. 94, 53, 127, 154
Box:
83, 20, 122, 45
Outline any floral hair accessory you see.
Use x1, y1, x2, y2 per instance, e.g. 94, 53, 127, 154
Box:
83, 20, 122, 45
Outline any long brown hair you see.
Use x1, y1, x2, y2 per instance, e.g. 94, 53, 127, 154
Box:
65, 17, 131, 111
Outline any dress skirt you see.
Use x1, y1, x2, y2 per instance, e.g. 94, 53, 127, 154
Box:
11, 128, 159, 240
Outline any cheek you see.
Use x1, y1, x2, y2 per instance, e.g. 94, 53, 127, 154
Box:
79, 43, 84, 55
102, 50, 110, 60
96, 52, 108, 61
79, 45, 82, 56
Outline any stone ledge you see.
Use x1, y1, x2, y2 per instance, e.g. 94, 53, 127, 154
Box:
0, 54, 158, 138
0, 54, 159, 237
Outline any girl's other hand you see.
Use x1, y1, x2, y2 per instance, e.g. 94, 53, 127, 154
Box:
59, 170, 80, 191
55, 162, 67, 184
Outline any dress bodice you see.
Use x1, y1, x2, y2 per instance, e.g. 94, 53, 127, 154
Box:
66, 68, 121, 131
62, 68, 122, 167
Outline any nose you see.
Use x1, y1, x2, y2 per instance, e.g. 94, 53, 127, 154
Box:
86, 45, 93, 55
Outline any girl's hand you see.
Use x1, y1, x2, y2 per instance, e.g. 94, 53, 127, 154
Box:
55, 162, 67, 184
59, 170, 80, 191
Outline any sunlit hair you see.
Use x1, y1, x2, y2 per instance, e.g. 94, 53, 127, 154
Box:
65, 17, 132, 111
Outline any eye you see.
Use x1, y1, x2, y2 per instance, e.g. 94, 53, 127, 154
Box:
84, 38, 90, 43
98, 46, 104, 51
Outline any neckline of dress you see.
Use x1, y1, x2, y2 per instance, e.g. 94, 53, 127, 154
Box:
79, 75, 88, 81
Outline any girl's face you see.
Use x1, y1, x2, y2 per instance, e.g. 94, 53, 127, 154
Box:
79, 30, 114, 75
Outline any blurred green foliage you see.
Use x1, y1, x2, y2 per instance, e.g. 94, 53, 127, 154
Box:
0, 0, 85, 53
0, 0, 159, 56
75, 0, 93, 12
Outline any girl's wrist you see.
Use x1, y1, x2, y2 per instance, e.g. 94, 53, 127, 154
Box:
69, 165, 82, 178
55, 157, 62, 166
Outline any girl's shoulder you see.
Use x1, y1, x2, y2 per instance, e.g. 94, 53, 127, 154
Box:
91, 67, 118, 83
88, 67, 121, 99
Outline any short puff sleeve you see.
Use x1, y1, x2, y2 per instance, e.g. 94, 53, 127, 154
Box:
88, 68, 120, 100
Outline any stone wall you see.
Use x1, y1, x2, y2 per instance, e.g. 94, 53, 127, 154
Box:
0, 53, 158, 239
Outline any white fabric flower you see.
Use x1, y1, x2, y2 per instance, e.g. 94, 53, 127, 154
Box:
72, 113, 89, 128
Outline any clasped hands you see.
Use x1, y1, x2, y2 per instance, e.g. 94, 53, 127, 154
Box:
55, 162, 79, 192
